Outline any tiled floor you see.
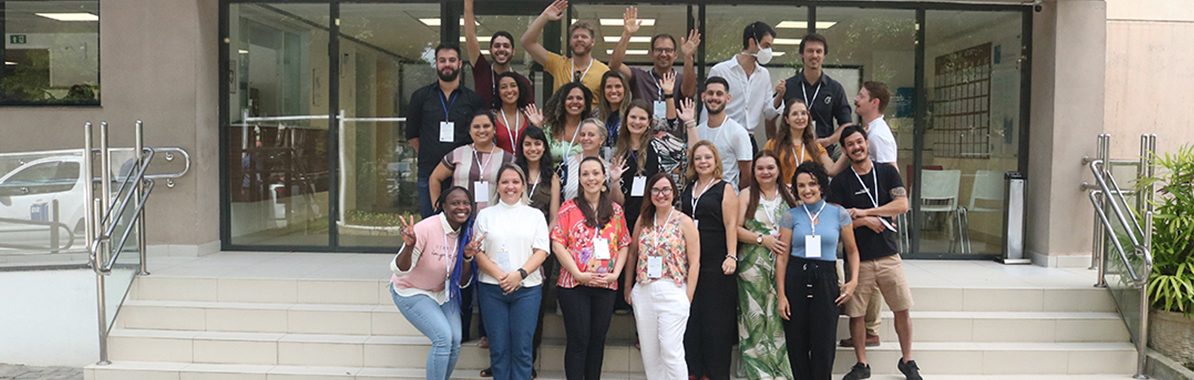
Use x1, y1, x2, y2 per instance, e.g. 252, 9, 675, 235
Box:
147, 251, 1101, 289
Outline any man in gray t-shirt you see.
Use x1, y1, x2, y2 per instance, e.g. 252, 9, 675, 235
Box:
680, 77, 753, 191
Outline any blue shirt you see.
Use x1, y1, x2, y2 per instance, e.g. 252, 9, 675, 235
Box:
779, 200, 852, 261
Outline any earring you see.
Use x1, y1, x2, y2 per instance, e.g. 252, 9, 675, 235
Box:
601, 184, 608, 192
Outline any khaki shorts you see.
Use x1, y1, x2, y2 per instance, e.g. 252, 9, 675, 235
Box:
844, 254, 914, 317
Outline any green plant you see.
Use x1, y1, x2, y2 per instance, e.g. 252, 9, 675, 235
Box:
1138, 144, 1194, 316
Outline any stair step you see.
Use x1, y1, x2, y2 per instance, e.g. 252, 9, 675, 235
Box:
131, 276, 1118, 312
106, 328, 1135, 375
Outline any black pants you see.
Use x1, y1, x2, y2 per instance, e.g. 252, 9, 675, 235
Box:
461, 283, 487, 342
685, 271, 738, 380
783, 257, 840, 380
532, 255, 560, 363
557, 285, 616, 380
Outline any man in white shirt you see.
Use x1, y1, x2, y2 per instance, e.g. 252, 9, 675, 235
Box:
828, 81, 897, 176
700, 21, 783, 153
690, 77, 753, 191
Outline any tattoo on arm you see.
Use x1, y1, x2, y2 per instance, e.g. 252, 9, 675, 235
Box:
891, 187, 907, 199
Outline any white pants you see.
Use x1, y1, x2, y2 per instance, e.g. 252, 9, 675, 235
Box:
631, 280, 690, 380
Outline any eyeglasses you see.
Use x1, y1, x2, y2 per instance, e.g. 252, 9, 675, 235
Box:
652, 48, 676, 54
650, 187, 673, 195
573, 71, 583, 83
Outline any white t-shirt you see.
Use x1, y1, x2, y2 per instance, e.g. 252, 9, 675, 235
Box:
867, 117, 897, 164
474, 200, 551, 287
697, 117, 753, 192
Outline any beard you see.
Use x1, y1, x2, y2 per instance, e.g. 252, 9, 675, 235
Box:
438, 67, 459, 82
706, 102, 725, 115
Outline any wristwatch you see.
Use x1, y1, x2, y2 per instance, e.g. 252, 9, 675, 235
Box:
755, 233, 764, 244
517, 268, 529, 279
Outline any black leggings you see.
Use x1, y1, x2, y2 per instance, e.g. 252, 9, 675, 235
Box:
783, 257, 840, 380
685, 271, 738, 380
557, 285, 616, 380
532, 256, 559, 363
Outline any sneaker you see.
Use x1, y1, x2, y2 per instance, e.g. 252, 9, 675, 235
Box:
839, 334, 880, 347
842, 362, 871, 380
532, 369, 538, 379
897, 359, 923, 380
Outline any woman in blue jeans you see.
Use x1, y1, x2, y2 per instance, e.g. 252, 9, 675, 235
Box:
473, 163, 552, 380
391, 186, 478, 380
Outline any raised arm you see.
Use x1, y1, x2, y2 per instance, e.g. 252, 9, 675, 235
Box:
607, 7, 641, 77
679, 30, 700, 99
521, 0, 568, 66
463, 0, 481, 64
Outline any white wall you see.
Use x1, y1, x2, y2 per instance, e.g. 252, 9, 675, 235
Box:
0, 269, 99, 366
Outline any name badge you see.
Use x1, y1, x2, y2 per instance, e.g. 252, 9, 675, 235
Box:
693, 220, 698, 229
805, 235, 822, 259
647, 256, 664, 279
593, 237, 611, 260
492, 248, 512, 272
439, 121, 455, 143
653, 100, 667, 120
473, 181, 489, 203
631, 176, 647, 197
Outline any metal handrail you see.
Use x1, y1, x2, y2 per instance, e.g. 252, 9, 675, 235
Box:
1088, 190, 1142, 283
88, 147, 153, 275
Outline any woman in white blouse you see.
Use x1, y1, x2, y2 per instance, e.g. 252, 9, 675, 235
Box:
472, 163, 552, 380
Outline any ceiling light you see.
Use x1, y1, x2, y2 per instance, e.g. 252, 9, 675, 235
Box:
419, 18, 478, 27
460, 36, 492, 42
36, 13, 98, 22
773, 38, 802, 45
602, 36, 651, 43
4, 61, 17, 66
776, 21, 838, 30
606, 49, 648, 55
772, 52, 786, 57
600, 19, 655, 27
238, 49, 249, 54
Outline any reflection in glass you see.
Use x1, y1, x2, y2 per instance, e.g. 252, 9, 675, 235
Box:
1, 0, 100, 104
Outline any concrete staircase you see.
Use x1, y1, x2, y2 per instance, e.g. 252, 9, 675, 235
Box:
85, 273, 1137, 379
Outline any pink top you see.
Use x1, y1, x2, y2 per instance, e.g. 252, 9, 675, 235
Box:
391, 214, 461, 305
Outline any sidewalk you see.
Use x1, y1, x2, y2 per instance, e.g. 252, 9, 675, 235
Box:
0, 364, 83, 380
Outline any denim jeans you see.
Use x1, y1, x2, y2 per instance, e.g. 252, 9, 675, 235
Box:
391, 286, 461, 380
418, 175, 434, 218
478, 283, 542, 380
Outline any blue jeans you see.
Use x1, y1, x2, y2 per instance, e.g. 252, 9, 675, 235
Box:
391, 286, 462, 380
478, 282, 542, 380
418, 175, 434, 218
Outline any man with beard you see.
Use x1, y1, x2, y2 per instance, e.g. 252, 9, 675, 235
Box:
522, 0, 608, 108
607, 6, 700, 133
406, 44, 486, 218
464, 0, 533, 110
775, 33, 854, 149
682, 77, 753, 191
701, 21, 784, 154
827, 125, 920, 380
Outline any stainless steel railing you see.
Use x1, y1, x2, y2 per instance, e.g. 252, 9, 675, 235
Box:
1083, 133, 1156, 379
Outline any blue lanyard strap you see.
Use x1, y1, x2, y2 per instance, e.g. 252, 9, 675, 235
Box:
440, 91, 458, 121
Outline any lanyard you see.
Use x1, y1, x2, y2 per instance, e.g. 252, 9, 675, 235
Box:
758, 189, 780, 229
561, 124, 582, 158
529, 176, 541, 199
690, 179, 717, 216
606, 115, 620, 144
791, 144, 806, 164
851, 165, 881, 208
490, 64, 498, 102
500, 109, 520, 149
472, 144, 495, 180
802, 201, 827, 237
442, 230, 459, 279
440, 91, 458, 122
802, 73, 821, 112
572, 58, 594, 83
648, 69, 670, 99
650, 208, 676, 254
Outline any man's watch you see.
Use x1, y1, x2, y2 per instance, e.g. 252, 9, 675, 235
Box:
517, 268, 529, 279
755, 233, 764, 244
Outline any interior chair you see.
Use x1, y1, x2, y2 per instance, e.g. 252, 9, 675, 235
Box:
920, 169, 969, 253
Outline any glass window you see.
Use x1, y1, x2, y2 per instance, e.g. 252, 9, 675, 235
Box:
922, 10, 1023, 255
1, 0, 100, 105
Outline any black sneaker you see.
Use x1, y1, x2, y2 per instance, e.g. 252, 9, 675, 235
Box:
897, 359, 923, 380
842, 362, 870, 380
532, 369, 538, 379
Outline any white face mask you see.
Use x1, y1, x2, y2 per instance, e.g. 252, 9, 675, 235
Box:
754, 47, 773, 65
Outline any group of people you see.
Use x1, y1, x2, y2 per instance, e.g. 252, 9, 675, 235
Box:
391, 1, 920, 380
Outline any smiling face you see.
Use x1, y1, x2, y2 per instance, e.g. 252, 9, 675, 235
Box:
801, 40, 825, 71
521, 136, 546, 163
626, 107, 650, 137
786, 101, 811, 133
693, 145, 717, 177
569, 27, 595, 56
650, 178, 675, 208
435, 49, 461, 82
470, 114, 495, 145
497, 168, 525, 204
701, 83, 729, 115
794, 173, 822, 204
603, 76, 625, 106
565, 88, 587, 116
498, 76, 520, 107
442, 189, 474, 226
579, 159, 606, 195
489, 35, 514, 65
578, 121, 604, 152
754, 156, 779, 186
649, 36, 677, 71
842, 130, 869, 163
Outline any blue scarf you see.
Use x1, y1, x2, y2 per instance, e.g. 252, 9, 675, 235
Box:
448, 217, 478, 303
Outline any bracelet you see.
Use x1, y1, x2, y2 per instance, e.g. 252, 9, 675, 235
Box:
684, 120, 697, 127
463, 255, 475, 262
725, 254, 739, 261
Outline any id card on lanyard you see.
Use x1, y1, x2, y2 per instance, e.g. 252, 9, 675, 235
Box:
439, 92, 458, 143
592, 225, 611, 260
689, 180, 716, 229
803, 202, 826, 259
649, 70, 669, 120
646, 209, 675, 278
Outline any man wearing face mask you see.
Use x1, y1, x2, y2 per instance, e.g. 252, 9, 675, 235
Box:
701, 21, 784, 154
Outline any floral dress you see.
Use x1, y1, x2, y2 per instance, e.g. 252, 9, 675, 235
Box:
738, 195, 794, 380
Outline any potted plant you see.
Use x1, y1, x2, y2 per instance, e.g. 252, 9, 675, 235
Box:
1138, 144, 1194, 364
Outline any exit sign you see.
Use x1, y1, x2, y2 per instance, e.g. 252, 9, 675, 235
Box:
9, 35, 26, 44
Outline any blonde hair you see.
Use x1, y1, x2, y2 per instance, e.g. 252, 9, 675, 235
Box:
685, 140, 724, 181
578, 117, 607, 153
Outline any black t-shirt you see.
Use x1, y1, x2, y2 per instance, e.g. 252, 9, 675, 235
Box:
827, 162, 904, 261
404, 83, 486, 177
783, 71, 853, 139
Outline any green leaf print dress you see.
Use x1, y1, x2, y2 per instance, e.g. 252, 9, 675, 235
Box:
737, 196, 794, 380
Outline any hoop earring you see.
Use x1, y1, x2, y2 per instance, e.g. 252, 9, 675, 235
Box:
601, 184, 608, 193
